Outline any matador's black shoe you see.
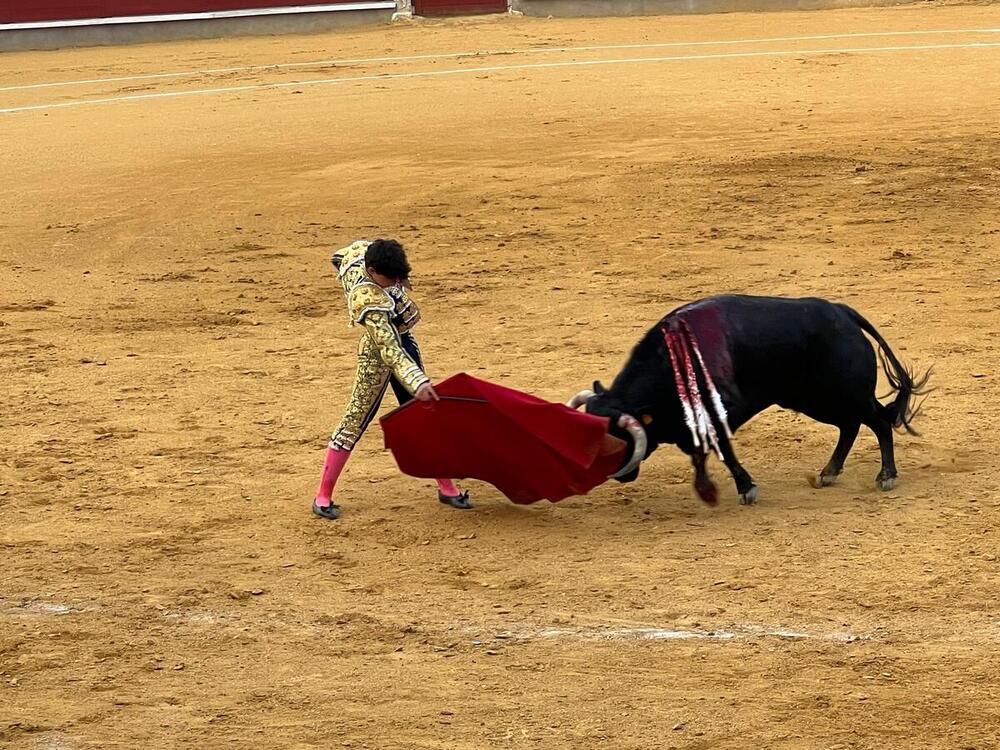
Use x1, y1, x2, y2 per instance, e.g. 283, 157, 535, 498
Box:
312, 499, 342, 520
438, 490, 473, 510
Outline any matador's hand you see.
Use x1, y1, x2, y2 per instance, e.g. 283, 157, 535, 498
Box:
415, 383, 440, 402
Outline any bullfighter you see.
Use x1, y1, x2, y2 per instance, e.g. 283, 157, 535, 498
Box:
312, 238, 471, 520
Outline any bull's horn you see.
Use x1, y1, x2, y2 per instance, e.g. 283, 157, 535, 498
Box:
610, 414, 648, 479
566, 389, 595, 409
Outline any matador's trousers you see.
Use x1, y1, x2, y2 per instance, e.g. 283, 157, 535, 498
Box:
330, 332, 422, 451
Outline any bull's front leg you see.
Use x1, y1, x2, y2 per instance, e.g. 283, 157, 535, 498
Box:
689, 451, 719, 506
719, 437, 758, 505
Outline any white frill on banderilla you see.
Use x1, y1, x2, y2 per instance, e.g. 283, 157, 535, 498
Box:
661, 320, 733, 459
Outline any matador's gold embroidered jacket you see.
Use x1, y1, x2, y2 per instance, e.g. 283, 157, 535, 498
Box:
329, 240, 429, 450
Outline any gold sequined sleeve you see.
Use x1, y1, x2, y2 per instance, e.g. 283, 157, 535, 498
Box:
361, 310, 429, 395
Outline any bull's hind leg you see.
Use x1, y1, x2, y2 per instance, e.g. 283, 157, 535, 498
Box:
719, 437, 758, 505
856, 396, 899, 490
812, 422, 861, 488
867, 417, 899, 491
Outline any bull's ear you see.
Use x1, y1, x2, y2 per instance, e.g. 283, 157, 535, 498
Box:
593, 380, 607, 395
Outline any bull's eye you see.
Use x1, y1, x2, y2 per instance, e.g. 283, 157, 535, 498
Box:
641, 414, 653, 426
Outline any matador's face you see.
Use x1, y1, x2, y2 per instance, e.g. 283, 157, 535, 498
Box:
367, 267, 409, 290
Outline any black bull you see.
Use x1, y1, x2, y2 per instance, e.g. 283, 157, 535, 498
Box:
569, 295, 930, 505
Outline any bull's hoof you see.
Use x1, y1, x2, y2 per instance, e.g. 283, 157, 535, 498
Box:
739, 486, 759, 505
695, 479, 718, 506
808, 472, 838, 489
877, 476, 897, 492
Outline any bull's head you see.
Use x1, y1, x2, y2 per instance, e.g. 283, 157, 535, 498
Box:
567, 381, 648, 483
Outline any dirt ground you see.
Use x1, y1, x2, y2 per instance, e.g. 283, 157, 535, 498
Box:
2, 4, 1000, 748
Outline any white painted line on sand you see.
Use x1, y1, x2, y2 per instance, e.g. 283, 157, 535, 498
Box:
1, 26, 998, 93
3, 40, 999, 115
529, 624, 865, 642
1, 600, 92, 616
150, 607, 869, 643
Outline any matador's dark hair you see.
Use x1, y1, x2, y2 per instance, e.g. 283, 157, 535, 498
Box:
365, 239, 411, 280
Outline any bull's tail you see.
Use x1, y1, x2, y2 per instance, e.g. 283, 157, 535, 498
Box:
841, 305, 932, 435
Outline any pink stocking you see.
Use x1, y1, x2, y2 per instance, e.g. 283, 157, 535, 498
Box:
315, 447, 351, 507
435, 479, 459, 497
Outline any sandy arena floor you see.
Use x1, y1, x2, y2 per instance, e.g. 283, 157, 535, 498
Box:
2, 3, 1000, 748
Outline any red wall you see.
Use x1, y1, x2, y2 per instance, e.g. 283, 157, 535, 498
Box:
0, 1, 363, 24
413, 0, 506, 15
